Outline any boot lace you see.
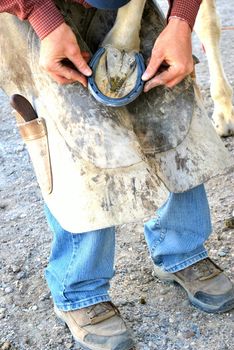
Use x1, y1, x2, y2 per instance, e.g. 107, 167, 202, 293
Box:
87, 302, 120, 321
191, 258, 221, 281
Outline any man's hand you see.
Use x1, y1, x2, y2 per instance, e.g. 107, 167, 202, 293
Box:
142, 18, 193, 92
40, 22, 92, 86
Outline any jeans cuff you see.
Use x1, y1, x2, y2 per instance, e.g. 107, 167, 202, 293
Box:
163, 250, 208, 273
54, 294, 111, 311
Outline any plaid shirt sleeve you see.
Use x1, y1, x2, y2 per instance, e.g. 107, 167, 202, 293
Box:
0, 0, 64, 39
0, 0, 90, 39
168, 0, 202, 30
0, 0, 201, 40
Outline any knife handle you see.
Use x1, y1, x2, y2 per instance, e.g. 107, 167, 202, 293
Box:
10, 94, 38, 122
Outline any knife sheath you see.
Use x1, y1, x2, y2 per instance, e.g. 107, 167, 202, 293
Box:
16, 115, 53, 194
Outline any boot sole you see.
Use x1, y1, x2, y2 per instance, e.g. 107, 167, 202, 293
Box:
154, 267, 234, 313
74, 339, 135, 350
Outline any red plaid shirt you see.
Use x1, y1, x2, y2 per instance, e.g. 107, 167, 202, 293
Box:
0, 0, 201, 39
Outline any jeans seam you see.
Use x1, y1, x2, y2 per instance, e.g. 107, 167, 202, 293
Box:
55, 293, 109, 307
150, 214, 167, 255
165, 250, 208, 272
61, 233, 78, 300
55, 294, 111, 312
151, 229, 166, 255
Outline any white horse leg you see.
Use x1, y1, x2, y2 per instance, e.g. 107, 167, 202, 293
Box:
102, 0, 147, 50
95, 0, 147, 97
194, 0, 234, 136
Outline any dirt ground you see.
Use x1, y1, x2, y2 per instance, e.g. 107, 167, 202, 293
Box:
0, 1, 233, 349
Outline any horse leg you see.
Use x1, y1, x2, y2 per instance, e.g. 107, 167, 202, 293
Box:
194, 0, 234, 136
102, 0, 147, 51
95, 0, 147, 97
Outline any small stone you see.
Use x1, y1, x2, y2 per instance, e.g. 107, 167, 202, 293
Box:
182, 299, 190, 307
4, 287, 13, 294
182, 330, 196, 339
143, 346, 150, 350
11, 265, 21, 273
31, 305, 38, 311
139, 297, 146, 305
65, 342, 73, 349
224, 218, 234, 228
222, 247, 230, 254
129, 275, 136, 280
160, 288, 170, 295
16, 271, 26, 280
1, 341, 11, 350
148, 341, 154, 348
218, 251, 227, 257
191, 324, 201, 337
0, 203, 7, 210
24, 337, 31, 345
0, 313, 5, 320
39, 292, 51, 301
15, 145, 25, 153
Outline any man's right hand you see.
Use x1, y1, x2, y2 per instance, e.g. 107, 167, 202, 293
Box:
39, 22, 92, 86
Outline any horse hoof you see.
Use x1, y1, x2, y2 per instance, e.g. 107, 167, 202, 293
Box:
212, 108, 234, 137
88, 46, 145, 107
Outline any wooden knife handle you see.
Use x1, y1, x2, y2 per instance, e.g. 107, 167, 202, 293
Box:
10, 94, 38, 122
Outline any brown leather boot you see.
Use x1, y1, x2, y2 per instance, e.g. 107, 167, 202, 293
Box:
54, 302, 135, 350
154, 258, 234, 313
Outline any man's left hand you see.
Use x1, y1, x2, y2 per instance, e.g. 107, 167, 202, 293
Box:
142, 18, 194, 92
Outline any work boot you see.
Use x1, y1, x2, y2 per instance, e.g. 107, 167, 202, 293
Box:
54, 302, 135, 350
154, 258, 234, 313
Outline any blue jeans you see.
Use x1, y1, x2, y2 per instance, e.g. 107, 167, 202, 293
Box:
45, 184, 211, 311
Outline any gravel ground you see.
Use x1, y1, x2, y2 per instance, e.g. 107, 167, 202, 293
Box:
0, 1, 233, 349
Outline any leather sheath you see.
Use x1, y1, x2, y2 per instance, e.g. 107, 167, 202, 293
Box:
17, 117, 53, 194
